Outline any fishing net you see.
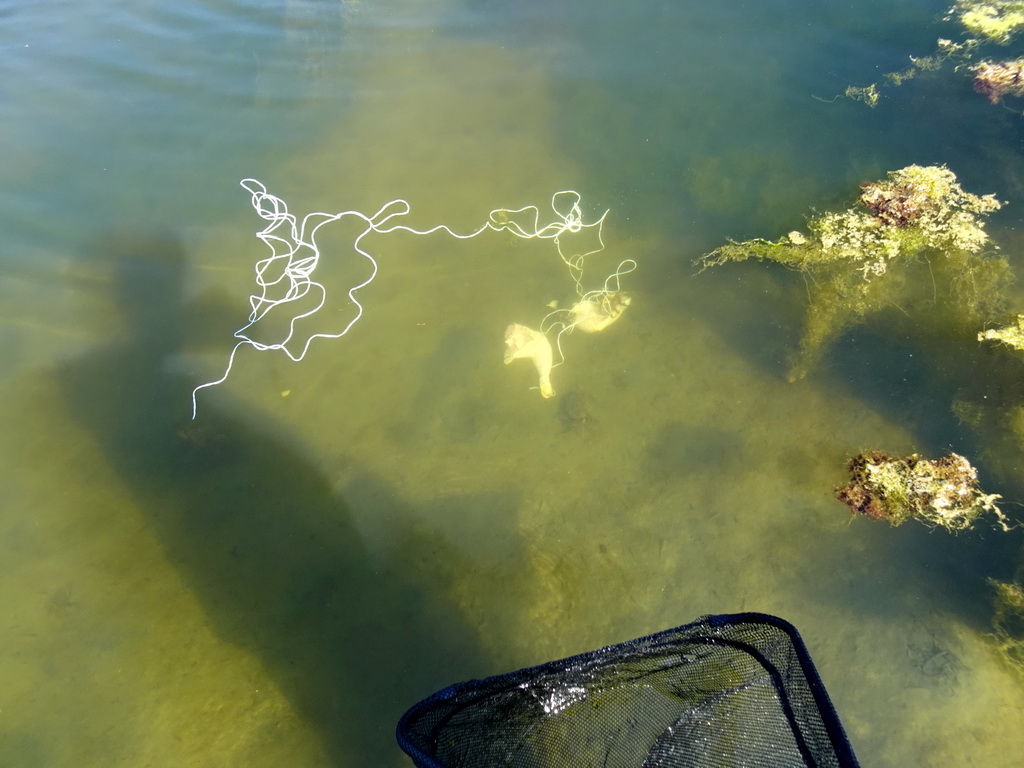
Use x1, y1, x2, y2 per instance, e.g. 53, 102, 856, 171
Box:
396, 613, 860, 768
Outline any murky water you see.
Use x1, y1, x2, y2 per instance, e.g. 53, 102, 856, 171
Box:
3, 0, 1024, 765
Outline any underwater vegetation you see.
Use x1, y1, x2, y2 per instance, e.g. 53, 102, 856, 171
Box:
968, 316, 1024, 469
840, 1, 1024, 109
700, 165, 1010, 381
990, 578, 1024, 674
835, 450, 1009, 532
843, 45, 951, 108
972, 57, 1024, 101
953, 0, 1024, 45
979, 313, 1024, 349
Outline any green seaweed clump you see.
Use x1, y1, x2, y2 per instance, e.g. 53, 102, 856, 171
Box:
990, 578, 1024, 672
844, 83, 880, 108
979, 313, 1024, 349
837, 38, 974, 108
949, 0, 1024, 45
701, 165, 1008, 380
835, 450, 1009, 532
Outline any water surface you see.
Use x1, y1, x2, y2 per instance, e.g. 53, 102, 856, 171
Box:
3, 1, 1024, 765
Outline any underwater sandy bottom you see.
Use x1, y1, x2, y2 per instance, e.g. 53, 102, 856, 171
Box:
3, 213, 1024, 767
2, 14, 1024, 768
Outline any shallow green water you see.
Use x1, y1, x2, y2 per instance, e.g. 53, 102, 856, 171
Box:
3, 0, 1024, 765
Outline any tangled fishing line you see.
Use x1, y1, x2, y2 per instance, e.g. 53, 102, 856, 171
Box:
191, 179, 634, 417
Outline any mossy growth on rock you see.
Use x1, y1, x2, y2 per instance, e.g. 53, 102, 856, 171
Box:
835, 450, 1009, 532
700, 165, 1010, 380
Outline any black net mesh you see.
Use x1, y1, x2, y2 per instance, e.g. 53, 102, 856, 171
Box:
397, 613, 859, 768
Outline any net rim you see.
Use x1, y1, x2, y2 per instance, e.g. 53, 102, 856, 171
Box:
395, 612, 860, 768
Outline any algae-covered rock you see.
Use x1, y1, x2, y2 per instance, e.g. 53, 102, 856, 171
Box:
700, 165, 1009, 380
835, 450, 1009, 532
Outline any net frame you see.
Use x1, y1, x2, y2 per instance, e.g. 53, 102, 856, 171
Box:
396, 612, 860, 768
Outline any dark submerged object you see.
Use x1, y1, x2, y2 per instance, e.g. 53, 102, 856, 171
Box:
557, 387, 596, 433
